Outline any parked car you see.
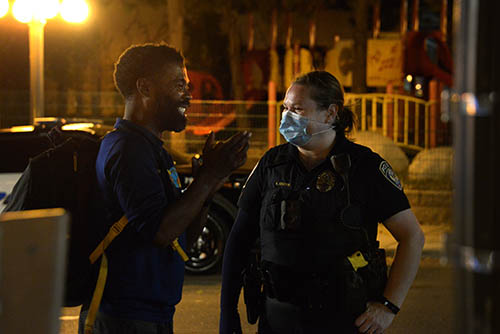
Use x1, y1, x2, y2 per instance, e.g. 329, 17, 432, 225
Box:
0, 118, 247, 274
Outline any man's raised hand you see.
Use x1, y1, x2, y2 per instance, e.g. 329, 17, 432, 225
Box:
200, 131, 251, 180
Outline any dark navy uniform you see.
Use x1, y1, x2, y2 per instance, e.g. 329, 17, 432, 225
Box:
236, 134, 410, 333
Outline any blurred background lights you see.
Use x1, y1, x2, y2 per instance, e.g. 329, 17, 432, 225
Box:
11, 0, 88, 24
35, 0, 60, 21
0, 0, 9, 18
60, 0, 89, 23
12, 0, 33, 23
406, 74, 413, 82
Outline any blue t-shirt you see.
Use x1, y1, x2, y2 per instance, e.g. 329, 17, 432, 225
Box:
94, 118, 186, 323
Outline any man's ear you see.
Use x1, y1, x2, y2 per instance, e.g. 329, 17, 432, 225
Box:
326, 104, 339, 124
136, 78, 152, 98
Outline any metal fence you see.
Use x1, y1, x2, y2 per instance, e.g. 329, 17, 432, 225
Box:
344, 93, 451, 150
0, 90, 452, 184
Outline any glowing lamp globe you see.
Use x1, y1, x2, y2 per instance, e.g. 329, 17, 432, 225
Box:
60, 0, 89, 23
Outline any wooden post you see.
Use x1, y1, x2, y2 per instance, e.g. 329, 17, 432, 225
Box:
373, 0, 381, 38
429, 79, 438, 148
293, 42, 300, 78
286, 13, 292, 49
411, 0, 419, 32
247, 13, 254, 51
268, 10, 278, 149
400, 0, 408, 36
268, 81, 277, 149
271, 10, 277, 50
440, 0, 448, 41
309, 18, 316, 49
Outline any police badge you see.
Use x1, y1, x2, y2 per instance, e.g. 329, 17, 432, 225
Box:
316, 170, 335, 192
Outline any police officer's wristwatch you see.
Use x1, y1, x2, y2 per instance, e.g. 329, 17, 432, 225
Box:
377, 296, 400, 315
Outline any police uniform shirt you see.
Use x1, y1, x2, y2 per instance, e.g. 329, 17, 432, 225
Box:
238, 134, 410, 270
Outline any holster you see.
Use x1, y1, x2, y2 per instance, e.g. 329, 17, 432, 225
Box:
242, 252, 263, 324
338, 247, 388, 319
341, 258, 368, 316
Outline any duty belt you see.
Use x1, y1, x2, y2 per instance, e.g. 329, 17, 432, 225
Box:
261, 265, 339, 310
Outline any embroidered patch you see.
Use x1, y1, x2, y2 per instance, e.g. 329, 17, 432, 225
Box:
379, 161, 402, 190
316, 170, 335, 192
167, 167, 182, 189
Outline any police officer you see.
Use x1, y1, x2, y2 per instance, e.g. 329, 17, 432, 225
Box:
219, 71, 425, 334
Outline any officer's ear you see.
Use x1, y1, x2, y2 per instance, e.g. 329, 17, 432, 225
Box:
136, 78, 153, 98
325, 104, 339, 125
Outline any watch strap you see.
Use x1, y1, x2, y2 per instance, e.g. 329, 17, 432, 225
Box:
377, 296, 400, 314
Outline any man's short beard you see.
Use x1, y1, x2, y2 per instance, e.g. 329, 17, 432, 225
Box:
154, 98, 186, 133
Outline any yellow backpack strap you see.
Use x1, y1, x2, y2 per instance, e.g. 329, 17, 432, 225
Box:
84, 216, 189, 333
84, 216, 128, 334
89, 215, 128, 264
84, 253, 108, 334
172, 238, 189, 262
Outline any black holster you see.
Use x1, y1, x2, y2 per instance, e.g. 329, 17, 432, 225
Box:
242, 253, 263, 324
339, 258, 368, 316
337, 246, 388, 317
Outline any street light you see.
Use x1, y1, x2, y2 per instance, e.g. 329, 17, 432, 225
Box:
3, 0, 89, 124
60, 0, 89, 23
0, 0, 9, 18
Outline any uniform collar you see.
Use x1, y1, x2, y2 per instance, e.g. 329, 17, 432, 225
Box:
114, 118, 164, 150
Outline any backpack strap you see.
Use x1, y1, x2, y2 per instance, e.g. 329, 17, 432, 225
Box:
84, 215, 128, 334
84, 253, 108, 334
83, 216, 188, 333
88, 215, 128, 264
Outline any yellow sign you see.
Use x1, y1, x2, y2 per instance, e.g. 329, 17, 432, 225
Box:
325, 40, 354, 87
366, 39, 403, 87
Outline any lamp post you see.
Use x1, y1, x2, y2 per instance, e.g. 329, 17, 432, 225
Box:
4, 0, 89, 124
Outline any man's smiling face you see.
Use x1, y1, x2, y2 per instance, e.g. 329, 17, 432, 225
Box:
150, 63, 192, 133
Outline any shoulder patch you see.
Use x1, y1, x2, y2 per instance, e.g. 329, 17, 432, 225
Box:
379, 161, 402, 190
167, 167, 182, 189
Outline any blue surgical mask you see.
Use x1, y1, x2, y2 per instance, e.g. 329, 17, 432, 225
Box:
279, 111, 332, 147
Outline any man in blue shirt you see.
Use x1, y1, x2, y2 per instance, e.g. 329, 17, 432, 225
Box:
86, 43, 251, 334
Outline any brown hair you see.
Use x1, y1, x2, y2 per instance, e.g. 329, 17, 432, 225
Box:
294, 70, 355, 134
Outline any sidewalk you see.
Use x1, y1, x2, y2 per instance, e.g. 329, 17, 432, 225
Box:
378, 224, 451, 259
